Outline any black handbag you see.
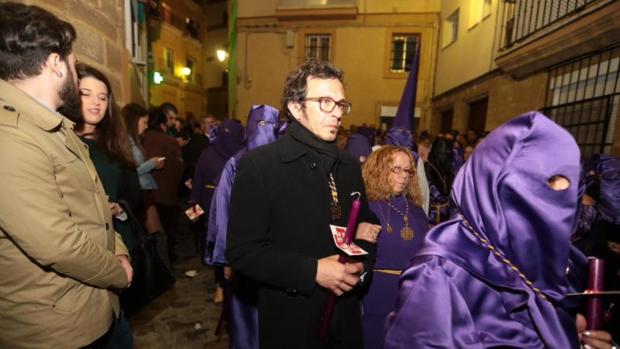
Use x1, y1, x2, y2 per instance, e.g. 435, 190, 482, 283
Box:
118, 201, 176, 315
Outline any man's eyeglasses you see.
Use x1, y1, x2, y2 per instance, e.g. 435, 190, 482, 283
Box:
390, 167, 415, 177
304, 96, 352, 116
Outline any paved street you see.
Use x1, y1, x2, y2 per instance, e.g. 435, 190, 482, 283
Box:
128, 216, 229, 349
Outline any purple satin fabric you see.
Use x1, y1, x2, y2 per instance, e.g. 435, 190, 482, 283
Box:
205, 105, 280, 349
383, 40, 420, 152
427, 182, 453, 225
206, 105, 280, 265
384, 128, 413, 149
191, 119, 244, 217
362, 198, 428, 349
244, 105, 279, 151
345, 133, 372, 162
384, 112, 583, 348
357, 126, 376, 147
213, 119, 244, 160
392, 41, 420, 131
595, 155, 620, 224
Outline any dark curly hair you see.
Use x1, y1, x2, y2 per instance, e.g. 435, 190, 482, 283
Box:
282, 60, 344, 119
0, 2, 76, 80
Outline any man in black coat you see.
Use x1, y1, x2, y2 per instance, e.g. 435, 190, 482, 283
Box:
227, 61, 381, 348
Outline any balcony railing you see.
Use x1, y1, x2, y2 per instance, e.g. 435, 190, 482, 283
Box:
499, 0, 599, 51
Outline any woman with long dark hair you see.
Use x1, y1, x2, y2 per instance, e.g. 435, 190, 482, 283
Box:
75, 64, 139, 349
121, 103, 165, 235
75, 64, 142, 249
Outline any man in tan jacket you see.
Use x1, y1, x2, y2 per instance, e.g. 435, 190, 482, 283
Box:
0, 3, 132, 348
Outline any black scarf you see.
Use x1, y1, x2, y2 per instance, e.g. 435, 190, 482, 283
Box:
288, 120, 339, 175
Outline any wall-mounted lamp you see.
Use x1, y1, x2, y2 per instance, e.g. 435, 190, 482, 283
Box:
153, 71, 164, 84
179, 66, 192, 77
216, 49, 227, 62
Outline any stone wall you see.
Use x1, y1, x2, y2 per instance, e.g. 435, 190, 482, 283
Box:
15, 0, 131, 105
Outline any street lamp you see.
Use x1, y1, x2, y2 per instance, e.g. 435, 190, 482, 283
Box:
153, 71, 164, 84
179, 66, 192, 77
216, 49, 227, 62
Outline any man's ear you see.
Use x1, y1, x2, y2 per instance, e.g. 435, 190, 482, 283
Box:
287, 101, 303, 121
45, 53, 64, 78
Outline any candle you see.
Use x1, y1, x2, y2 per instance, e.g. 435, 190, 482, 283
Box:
586, 257, 605, 330
320, 192, 361, 340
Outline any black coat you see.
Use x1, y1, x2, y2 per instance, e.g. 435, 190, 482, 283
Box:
227, 133, 378, 348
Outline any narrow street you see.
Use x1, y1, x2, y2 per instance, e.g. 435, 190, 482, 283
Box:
128, 215, 229, 349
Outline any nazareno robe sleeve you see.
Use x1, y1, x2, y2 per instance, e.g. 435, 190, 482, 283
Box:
383, 256, 484, 349
205, 157, 236, 266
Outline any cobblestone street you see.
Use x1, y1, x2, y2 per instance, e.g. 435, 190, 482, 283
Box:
128, 216, 229, 349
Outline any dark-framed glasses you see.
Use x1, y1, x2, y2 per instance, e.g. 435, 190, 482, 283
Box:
304, 96, 352, 116
390, 166, 414, 177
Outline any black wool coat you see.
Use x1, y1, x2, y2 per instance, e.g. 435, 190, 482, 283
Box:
226, 132, 378, 349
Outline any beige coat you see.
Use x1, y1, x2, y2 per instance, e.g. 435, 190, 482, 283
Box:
0, 79, 129, 349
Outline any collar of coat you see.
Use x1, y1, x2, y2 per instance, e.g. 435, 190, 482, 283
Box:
277, 132, 355, 165
0, 78, 72, 131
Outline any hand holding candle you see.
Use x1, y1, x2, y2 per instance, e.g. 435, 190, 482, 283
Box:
319, 192, 362, 340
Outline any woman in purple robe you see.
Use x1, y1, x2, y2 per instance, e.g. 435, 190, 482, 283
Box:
206, 105, 280, 349
191, 119, 244, 222
384, 112, 613, 348
360, 145, 429, 349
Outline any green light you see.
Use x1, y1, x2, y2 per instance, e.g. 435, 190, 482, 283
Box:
153, 71, 164, 84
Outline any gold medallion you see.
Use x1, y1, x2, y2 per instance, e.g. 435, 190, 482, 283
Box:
386, 224, 393, 233
400, 226, 414, 240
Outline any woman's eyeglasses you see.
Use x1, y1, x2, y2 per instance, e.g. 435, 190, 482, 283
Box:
390, 166, 415, 177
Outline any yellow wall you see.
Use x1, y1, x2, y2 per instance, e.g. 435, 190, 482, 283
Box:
150, 21, 206, 118
434, 0, 498, 95
238, 0, 279, 18
362, 0, 440, 13
234, 8, 439, 129
241, 0, 441, 15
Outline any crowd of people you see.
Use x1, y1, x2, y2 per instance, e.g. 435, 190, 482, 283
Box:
0, 3, 618, 349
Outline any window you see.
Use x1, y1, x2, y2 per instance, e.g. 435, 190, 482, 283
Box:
469, 0, 492, 28
482, 0, 492, 18
305, 34, 331, 62
443, 9, 459, 47
390, 34, 418, 73
542, 46, 620, 157
164, 48, 174, 74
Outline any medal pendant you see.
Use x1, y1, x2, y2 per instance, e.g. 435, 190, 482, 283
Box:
386, 224, 393, 233
331, 206, 342, 221
400, 226, 414, 240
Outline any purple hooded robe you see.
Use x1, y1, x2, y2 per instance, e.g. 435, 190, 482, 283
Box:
384, 112, 585, 348
205, 105, 280, 349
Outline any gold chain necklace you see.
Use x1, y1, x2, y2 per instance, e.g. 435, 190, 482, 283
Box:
461, 218, 550, 303
375, 202, 392, 233
328, 173, 342, 221
385, 196, 414, 240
